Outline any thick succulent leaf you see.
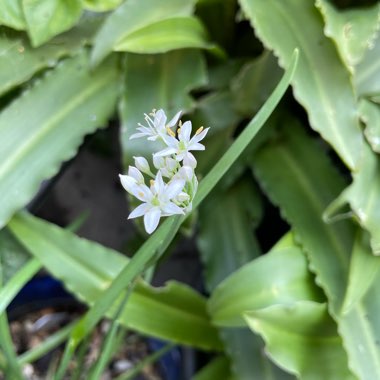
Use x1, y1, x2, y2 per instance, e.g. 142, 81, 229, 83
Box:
359, 98, 380, 153
0, 0, 26, 30
355, 31, 380, 97
209, 234, 324, 327
316, 0, 380, 70
192, 356, 234, 380
198, 180, 292, 379
22, 0, 83, 47
198, 179, 262, 291
0, 18, 101, 96
82, 0, 122, 11
325, 144, 380, 256
119, 50, 207, 168
113, 16, 213, 54
0, 229, 30, 284
0, 52, 119, 228
253, 121, 380, 379
231, 51, 283, 116
91, 0, 194, 65
341, 230, 380, 314
240, 0, 363, 170
245, 301, 354, 380
8, 212, 222, 351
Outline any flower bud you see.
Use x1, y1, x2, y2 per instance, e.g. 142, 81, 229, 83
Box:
134, 156, 151, 174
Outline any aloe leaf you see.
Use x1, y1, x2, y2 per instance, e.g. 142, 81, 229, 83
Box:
90, 0, 194, 66
209, 234, 324, 327
0, 18, 101, 96
0, 51, 119, 229
341, 230, 380, 314
119, 50, 207, 168
113, 16, 213, 54
82, 0, 122, 11
240, 0, 363, 170
316, 0, 380, 70
198, 180, 293, 379
0, 0, 26, 30
231, 51, 283, 116
22, 0, 83, 47
253, 120, 380, 379
8, 212, 222, 351
355, 31, 380, 97
245, 301, 355, 380
359, 98, 380, 153
192, 356, 234, 380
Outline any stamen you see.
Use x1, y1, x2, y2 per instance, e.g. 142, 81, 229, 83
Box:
179, 120, 182, 127
150, 179, 155, 187
167, 128, 175, 137
196, 126, 204, 135
138, 191, 145, 198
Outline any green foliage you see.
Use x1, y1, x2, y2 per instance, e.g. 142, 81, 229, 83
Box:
1, 0, 380, 378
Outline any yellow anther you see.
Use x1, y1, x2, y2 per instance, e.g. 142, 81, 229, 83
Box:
150, 179, 155, 187
179, 120, 182, 127
138, 191, 145, 198
196, 126, 204, 135
167, 127, 175, 137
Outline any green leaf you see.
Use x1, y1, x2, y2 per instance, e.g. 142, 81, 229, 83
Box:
209, 234, 324, 327
119, 50, 207, 168
355, 29, 380, 97
198, 179, 262, 291
82, 0, 122, 11
240, 0, 363, 170
0, 18, 101, 96
245, 301, 354, 380
22, 0, 82, 47
113, 16, 213, 54
341, 230, 380, 314
359, 98, 380, 153
90, 0, 194, 66
8, 212, 222, 351
0, 52, 119, 229
316, 0, 380, 70
231, 51, 283, 116
0, 0, 26, 30
192, 356, 234, 380
253, 119, 380, 379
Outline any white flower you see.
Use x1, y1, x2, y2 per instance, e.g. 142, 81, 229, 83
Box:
153, 155, 179, 177
130, 109, 181, 141
119, 171, 185, 234
155, 121, 209, 168
134, 156, 152, 176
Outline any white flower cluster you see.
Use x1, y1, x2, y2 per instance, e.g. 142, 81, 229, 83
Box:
119, 109, 209, 234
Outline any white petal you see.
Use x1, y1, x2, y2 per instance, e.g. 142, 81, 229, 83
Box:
189, 142, 205, 151
166, 179, 185, 199
130, 132, 146, 140
154, 109, 167, 131
166, 157, 178, 171
179, 121, 192, 142
178, 166, 194, 181
162, 202, 184, 216
176, 192, 190, 202
134, 156, 150, 174
128, 203, 151, 219
128, 166, 144, 183
167, 110, 182, 127
161, 134, 179, 148
154, 147, 178, 157
154, 171, 165, 194
192, 127, 209, 143
119, 174, 136, 193
183, 153, 197, 168
144, 207, 161, 234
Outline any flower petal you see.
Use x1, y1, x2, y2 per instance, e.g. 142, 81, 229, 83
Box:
166, 179, 185, 199
119, 174, 136, 193
167, 110, 182, 127
144, 207, 161, 234
183, 152, 197, 168
179, 121, 192, 142
189, 142, 205, 151
128, 203, 151, 219
154, 109, 167, 131
162, 202, 184, 216
154, 171, 165, 194
128, 166, 145, 184
191, 127, 209, 143
154, 147, 178, 157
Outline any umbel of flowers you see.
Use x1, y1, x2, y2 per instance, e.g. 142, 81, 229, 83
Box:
119, 109, 209, 234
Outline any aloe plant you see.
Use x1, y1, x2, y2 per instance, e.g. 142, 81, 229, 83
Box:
0, 1, 380, 379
